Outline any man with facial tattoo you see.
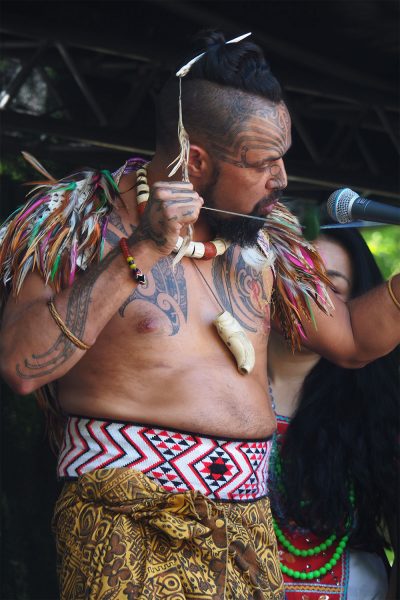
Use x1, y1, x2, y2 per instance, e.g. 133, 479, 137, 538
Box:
0, 31, 399, 600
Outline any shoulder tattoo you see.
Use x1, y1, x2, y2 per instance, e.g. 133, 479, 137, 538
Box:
212, 246, 269, 332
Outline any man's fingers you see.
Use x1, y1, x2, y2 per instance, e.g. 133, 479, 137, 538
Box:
152, 180, 193, 186
153, 190, 200, 203
163, 204, 199, 224
138, 180, 203, 256
152, 181, 194, 192
150, 181, 203, 207
162, 197, 201, 208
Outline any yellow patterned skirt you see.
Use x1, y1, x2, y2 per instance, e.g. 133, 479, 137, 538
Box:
53, 467, 284, 599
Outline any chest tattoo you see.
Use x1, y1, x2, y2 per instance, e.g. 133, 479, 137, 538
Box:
119, 257, 188, 335
212, 247, 269, 332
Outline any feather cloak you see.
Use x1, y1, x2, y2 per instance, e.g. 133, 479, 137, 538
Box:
257, 203, 333, 349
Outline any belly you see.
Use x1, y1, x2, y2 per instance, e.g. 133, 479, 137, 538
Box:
58, 347, 275, 439
58, 261, 274, 439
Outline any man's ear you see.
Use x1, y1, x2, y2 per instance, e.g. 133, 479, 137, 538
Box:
188, 145, 213, 183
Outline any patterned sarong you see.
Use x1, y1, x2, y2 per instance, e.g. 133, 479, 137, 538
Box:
53, 467, 284, 599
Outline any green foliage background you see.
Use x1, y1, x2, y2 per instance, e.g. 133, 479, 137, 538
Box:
362, 226, 400, 279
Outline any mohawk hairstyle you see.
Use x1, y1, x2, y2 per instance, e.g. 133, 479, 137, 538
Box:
155, 30, 283, 153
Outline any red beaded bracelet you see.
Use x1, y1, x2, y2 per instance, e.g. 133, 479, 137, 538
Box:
119, 238, 147, 285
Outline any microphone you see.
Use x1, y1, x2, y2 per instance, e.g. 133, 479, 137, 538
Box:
327, 188, 400, 225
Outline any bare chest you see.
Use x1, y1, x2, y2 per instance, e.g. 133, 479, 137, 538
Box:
114, 249, 271, 339
101, 205, 272, 356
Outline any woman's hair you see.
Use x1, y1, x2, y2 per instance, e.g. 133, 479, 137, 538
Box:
155, 30, 283, 152
276, 228, 399, 550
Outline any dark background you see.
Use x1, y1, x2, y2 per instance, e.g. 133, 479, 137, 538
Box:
1, 0, 399, 208
0, 1, 399, 598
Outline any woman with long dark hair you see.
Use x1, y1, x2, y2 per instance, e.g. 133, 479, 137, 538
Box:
268, 228, 399, 599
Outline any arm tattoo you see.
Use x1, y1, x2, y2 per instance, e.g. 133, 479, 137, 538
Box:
108, 210, 129, 236
105, 223, 136, 248
16, 247, 119, 379
138, 202, 168, 247
105, 227, 121, 247
212, 246, 268, 332
16, 201, 181, 379
119, 257, 188, 335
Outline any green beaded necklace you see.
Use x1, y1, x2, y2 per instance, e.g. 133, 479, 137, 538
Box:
272, 516, 350, 580
269, 381, 355, 581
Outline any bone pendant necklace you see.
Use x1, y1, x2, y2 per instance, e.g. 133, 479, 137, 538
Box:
192, 261, 255, 375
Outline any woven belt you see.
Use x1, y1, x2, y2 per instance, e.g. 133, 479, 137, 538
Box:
58, 416, 272, 502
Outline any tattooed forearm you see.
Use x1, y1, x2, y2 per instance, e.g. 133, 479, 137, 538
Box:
16, 335, 74, 379
108, 210, 129, 236
105, 227, 121, 248
137, 201, 168, 247
16, 246, 120, 379
105, 222, 139, 248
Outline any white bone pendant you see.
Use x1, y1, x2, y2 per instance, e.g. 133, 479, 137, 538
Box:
213, 310, 255, 375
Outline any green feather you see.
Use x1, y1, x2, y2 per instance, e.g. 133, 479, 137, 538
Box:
28, 220, 43, 246
304, 294, 317, 330
101, 170, 119, 193
56, 182, 77, 194
50, 254, 61, 281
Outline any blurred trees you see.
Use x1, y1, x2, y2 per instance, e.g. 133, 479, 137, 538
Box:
362, 226, 400, 279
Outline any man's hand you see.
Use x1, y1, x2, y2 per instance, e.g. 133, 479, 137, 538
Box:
136, 181, 203, 256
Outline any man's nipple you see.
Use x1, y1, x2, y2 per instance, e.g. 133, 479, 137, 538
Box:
136, 316, 162, 334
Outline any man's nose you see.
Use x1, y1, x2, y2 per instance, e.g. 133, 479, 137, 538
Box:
266, 159, 287, 190
279, 160, 288, 189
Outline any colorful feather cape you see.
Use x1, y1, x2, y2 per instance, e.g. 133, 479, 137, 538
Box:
0, 169, 118, 303
0, 155, 126, 447
257, 202, 333, 349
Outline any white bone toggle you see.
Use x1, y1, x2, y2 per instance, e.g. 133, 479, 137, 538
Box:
213, 310, 255, 375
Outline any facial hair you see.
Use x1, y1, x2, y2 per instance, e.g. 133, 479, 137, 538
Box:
202, 170, 282, 247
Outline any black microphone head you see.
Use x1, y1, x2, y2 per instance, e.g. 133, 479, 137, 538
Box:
327, 188, 359, 223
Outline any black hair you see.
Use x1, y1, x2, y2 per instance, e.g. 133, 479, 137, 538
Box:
155, 30, 283, 153
274, 228, 399, 551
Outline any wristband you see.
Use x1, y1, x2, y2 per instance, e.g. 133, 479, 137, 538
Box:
119, 238, 147, 285
387, 275, 400, 311
48, 299, 91, 350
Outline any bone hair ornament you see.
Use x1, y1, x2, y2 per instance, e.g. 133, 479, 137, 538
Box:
175, 32, 252, 77
166, 32, 252, 266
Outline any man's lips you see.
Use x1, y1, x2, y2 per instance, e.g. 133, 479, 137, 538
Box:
257, 197, 279, 216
